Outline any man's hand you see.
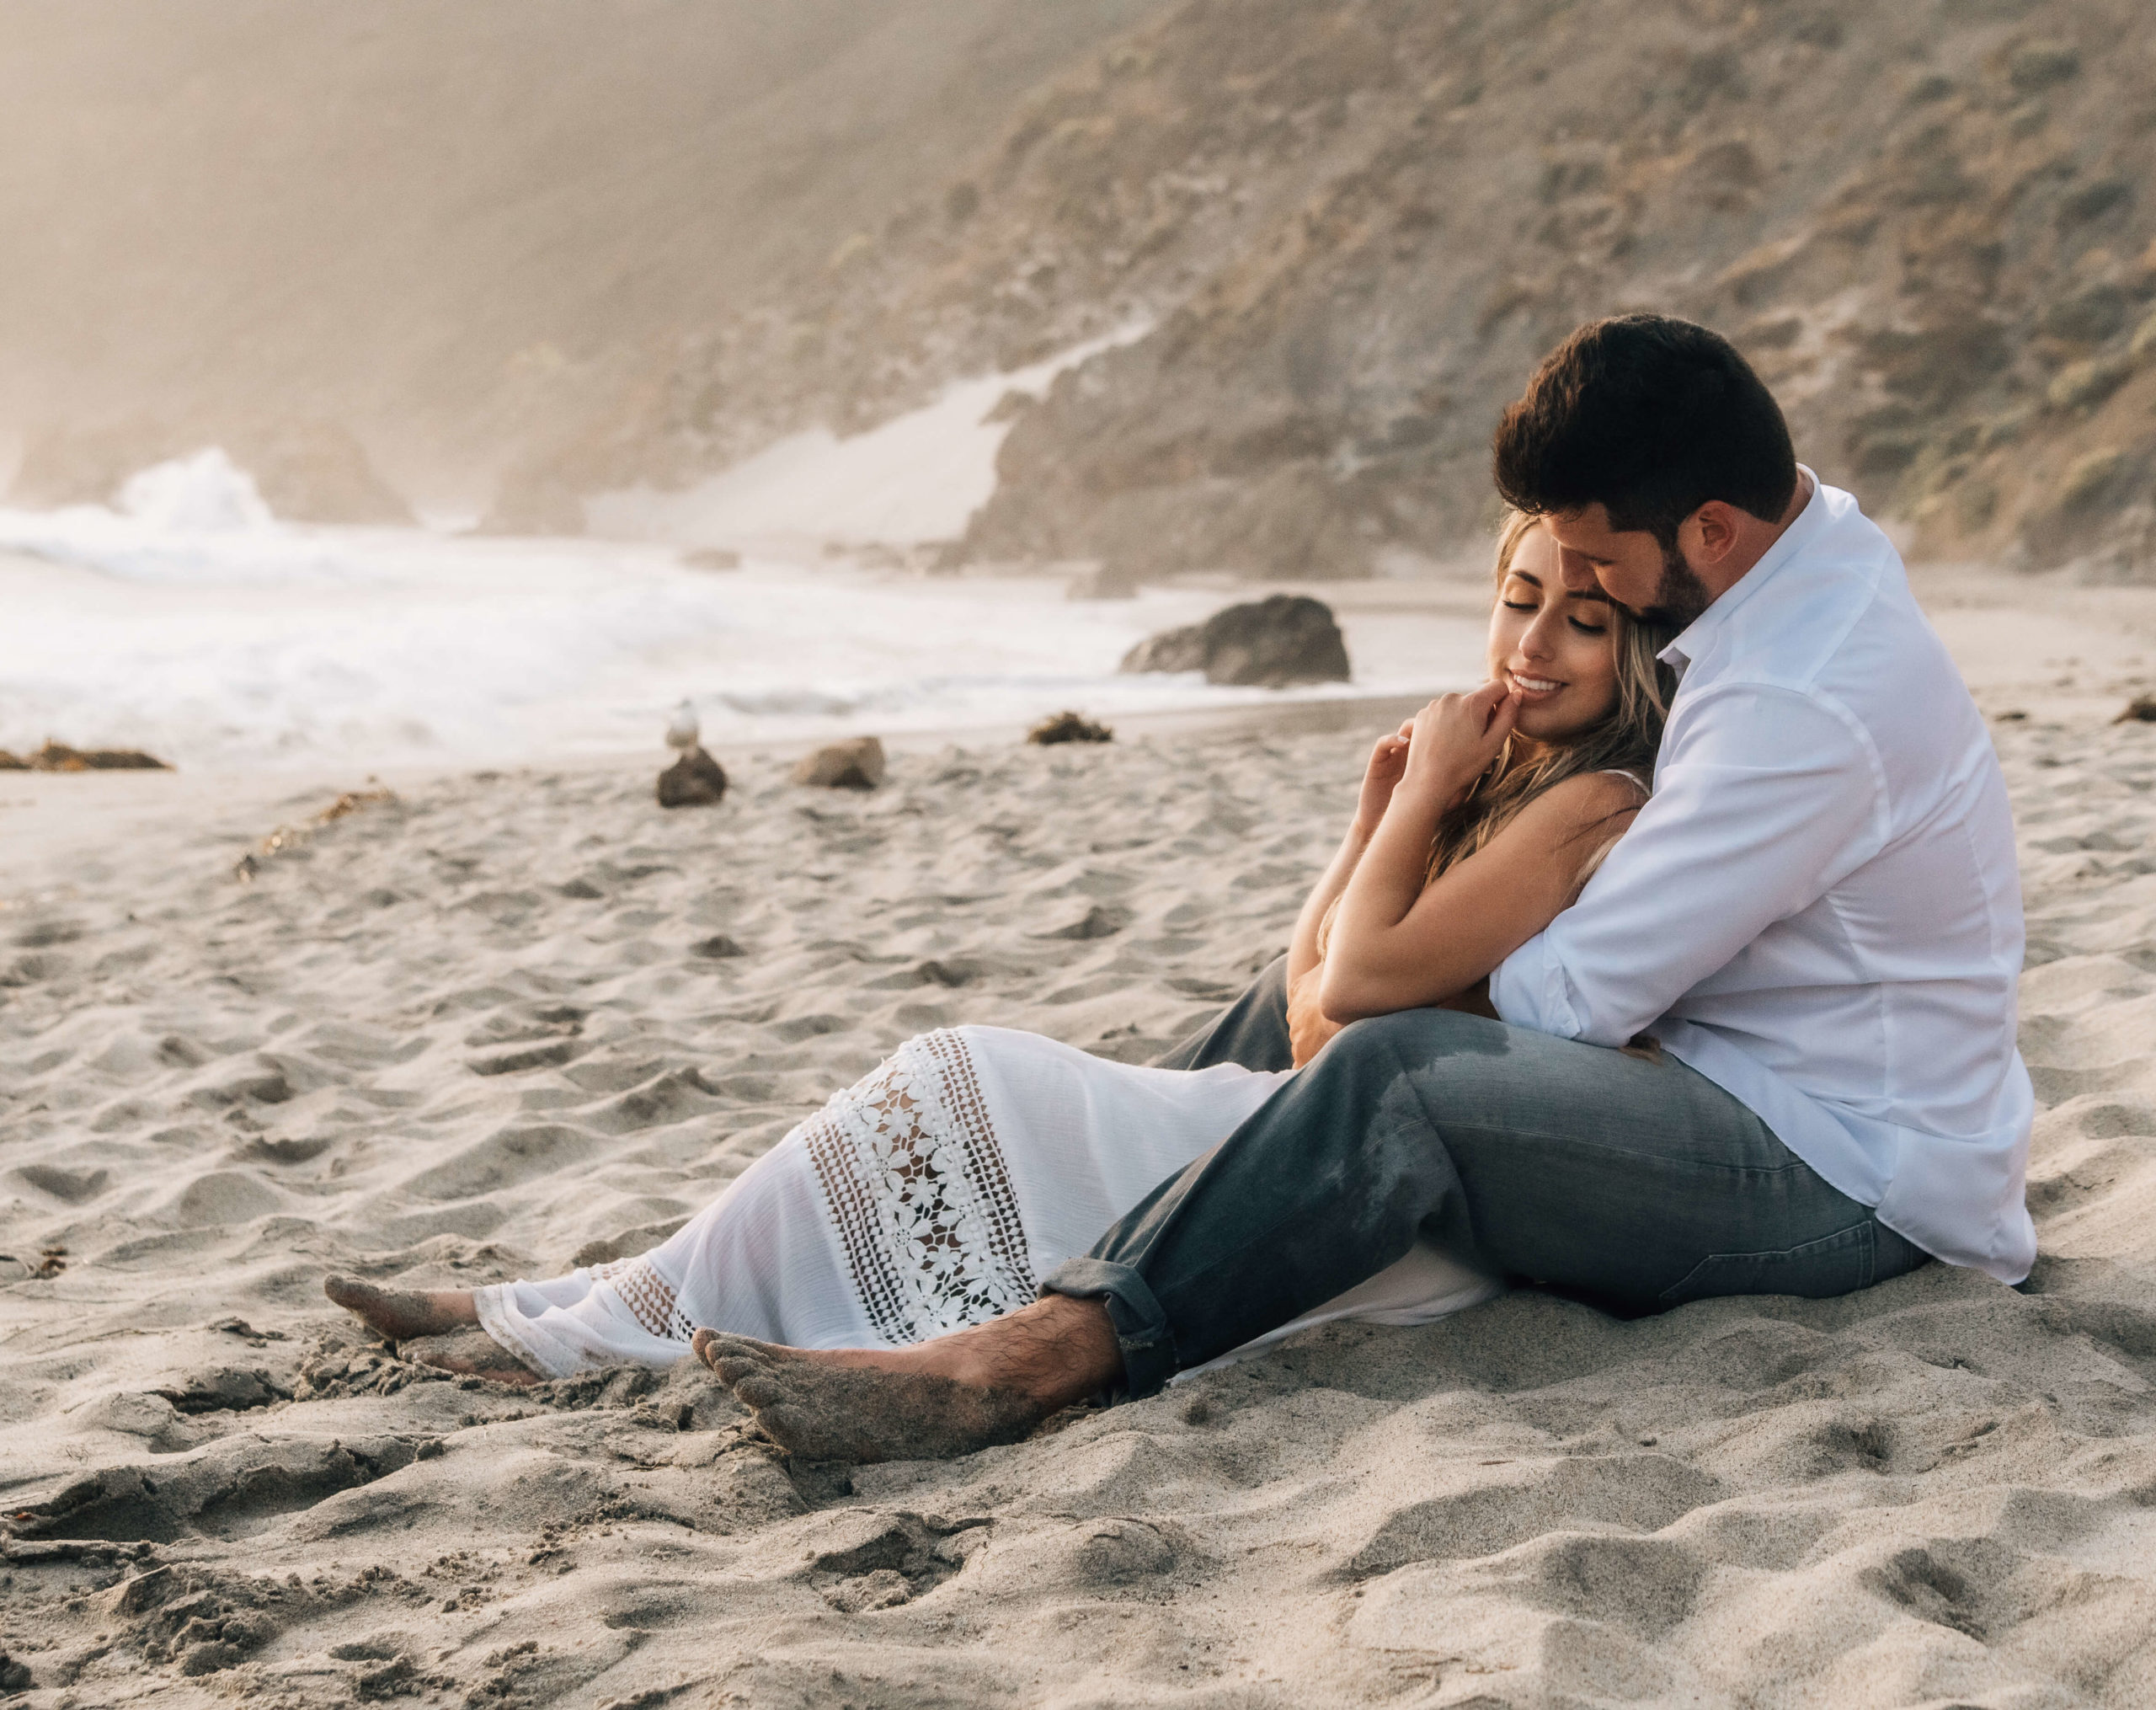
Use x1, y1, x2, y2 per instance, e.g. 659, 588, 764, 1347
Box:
1286, 963, 1342, 1067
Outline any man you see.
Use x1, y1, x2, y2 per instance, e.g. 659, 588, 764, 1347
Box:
696, 314, 2036, 1462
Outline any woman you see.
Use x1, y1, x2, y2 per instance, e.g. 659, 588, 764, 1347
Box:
328, 512, 1673, 1386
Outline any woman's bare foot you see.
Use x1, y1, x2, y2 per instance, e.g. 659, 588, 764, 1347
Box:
691, 1294, 1123, 1463
399, 1328, 542, 1388
324, 1274, 478, 1340
323, 1275, 540, 1386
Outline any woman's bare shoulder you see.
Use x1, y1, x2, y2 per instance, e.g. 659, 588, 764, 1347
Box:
1510, 767, 1648, 833
1465, 771, 1646, 905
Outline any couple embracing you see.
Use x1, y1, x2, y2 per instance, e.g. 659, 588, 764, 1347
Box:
331, 314, 2035, 1461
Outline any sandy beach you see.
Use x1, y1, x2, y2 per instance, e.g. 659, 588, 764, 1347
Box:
4, 570, 2156, 1707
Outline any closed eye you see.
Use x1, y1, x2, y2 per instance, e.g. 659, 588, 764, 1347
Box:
1502, 599, 1537, 612
1567, 616, 1608, 634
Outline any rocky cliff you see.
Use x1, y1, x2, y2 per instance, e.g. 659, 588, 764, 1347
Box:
532, 0, 2156, 579
0, 0, 1165, 519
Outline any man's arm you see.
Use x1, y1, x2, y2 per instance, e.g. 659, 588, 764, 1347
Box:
1491, 683, 1884, 1047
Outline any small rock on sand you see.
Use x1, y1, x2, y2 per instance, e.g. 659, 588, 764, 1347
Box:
1027, 710, 1113, 745
657, 747, 728, 808
2113, 692, 2156, 724
1120, 595, 1350, 688
792, 736, 886, 790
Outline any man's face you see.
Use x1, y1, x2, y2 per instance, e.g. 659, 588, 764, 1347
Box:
1545, 505, 1710, 629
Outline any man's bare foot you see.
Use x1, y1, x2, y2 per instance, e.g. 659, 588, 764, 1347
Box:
324, 1274, 478, 1340
690, 1294, 1123, 1463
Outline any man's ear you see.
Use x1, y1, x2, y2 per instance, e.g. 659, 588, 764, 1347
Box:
1680, 501, 1743, 569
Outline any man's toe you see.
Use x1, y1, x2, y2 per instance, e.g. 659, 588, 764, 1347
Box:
696, 1332, 793, 1380
728, 1371, 793, 1410
750, 1403, 848, 1461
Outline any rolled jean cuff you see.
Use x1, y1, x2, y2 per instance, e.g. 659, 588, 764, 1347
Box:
1038, 1257, 1179, 1399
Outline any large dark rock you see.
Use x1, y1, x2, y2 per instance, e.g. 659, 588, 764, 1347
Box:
1120, 595, 1350, 688
1120, 626, 1209, 676
656, 746, 728, 808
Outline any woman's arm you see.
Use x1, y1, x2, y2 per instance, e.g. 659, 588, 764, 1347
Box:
1283, 723, 1416, 1066
1285, 722, 1413, 989
1320, 692, 1642, 1023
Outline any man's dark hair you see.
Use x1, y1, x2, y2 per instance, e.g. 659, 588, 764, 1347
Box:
1492, 314, 1798, 546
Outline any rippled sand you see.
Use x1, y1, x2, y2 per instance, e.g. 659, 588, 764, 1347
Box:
4, 686, 2156, 1705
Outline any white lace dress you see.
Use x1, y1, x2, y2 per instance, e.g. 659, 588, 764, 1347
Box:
475, 1026, 1498, 1379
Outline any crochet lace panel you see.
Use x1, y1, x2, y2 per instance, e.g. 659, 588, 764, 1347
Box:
803, 1029, 1034, 1346
590, 1254, 696, 1346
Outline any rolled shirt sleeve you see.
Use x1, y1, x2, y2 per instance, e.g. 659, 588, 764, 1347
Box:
1492, 683, 1885, 1047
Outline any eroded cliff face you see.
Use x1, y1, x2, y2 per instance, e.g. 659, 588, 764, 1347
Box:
520, 0, 2156, 579
0, 0, 1167, 520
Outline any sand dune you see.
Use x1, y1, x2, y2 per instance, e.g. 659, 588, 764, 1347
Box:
4, 657, 2156, 1702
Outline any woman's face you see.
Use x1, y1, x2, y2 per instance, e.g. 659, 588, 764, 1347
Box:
1486, 521, 1623, 742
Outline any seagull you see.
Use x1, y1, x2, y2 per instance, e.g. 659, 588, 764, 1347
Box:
666, 699, 700, 751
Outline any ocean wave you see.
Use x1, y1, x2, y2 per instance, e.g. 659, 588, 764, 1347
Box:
1, 508, 1478, 769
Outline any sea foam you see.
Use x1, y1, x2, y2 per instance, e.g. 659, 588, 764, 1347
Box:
0, 348, 1478, 771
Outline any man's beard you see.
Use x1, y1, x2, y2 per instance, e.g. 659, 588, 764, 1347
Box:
1640, 542, 1711, 629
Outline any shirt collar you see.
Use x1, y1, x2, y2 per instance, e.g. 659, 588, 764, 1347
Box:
1657, 466, 1824, 674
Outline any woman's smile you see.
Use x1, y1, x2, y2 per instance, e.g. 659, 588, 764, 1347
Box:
1486, 520, 1623, 740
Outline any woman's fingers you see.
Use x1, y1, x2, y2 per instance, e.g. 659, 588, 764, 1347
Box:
1485, 687, 1523, 745
1465, 678, 1515, 731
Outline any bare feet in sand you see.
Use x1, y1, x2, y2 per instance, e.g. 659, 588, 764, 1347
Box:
323, 1274, 540, 1387
691, 1293, 1123, 1462
397, 1328, 543, 1388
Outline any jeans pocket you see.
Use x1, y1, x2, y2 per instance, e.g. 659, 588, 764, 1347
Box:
1657, 1219, 1879, 1309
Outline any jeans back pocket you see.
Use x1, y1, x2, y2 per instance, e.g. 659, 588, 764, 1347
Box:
1657, 1219, 1879, 1309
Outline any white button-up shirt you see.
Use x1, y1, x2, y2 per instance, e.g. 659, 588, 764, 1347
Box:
1491, 474, 2036, 1282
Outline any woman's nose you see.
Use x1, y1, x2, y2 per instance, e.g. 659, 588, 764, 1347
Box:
1518, 608, 1561, 659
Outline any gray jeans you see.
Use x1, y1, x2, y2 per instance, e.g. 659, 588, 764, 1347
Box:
1045, 957, 1929, 1397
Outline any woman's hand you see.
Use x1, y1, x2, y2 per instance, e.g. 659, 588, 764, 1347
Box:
1286, 963, 1342, 1067
1400, 681, 1522, 809
1352, 721, 1416, 836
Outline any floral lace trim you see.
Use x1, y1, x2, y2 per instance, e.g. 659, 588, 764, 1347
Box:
803, 1029, 1033, 1346
591, 1254, 696, 1345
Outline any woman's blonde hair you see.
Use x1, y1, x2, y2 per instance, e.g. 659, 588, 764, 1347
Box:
1423, 509, 1676, 882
